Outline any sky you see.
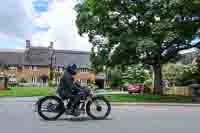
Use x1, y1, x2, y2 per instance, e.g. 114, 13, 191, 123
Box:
0, 0, 199, 53
0, 0, 91, 51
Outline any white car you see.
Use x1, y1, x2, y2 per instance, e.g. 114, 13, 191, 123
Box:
8, 77, 18, 86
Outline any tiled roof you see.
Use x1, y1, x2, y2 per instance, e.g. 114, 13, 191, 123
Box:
0, 47, 91, 68
0, 48, 25, 53
0, 51, 24, 65
55, 50, 90, 68
24, 47, 51, 66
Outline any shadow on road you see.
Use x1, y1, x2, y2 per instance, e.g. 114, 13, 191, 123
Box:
58, 117, 113, 122
39, 116, 113, 122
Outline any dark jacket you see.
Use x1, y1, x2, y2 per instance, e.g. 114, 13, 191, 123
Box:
57, 70, 74, 98
57, 70, 80, 98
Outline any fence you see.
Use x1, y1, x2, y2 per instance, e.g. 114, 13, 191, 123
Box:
163, 86, 192, 96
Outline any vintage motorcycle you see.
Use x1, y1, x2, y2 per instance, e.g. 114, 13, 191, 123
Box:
35, 82, 111, 120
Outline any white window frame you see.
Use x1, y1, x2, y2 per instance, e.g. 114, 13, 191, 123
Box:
29, 66, 32, 70
80, 80, 87, 86
80, 68, 88, 73
33, 66, 37, 71
32, 76, 37, 84
59, 67, 63, 72
9, 66, 17, 70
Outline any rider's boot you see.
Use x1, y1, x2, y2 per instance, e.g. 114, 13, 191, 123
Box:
65, 104, 80, 116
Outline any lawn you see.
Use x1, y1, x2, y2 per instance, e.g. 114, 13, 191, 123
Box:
0, 87, 193, 103
0, 86, 55, 97
107, 94, 193, 103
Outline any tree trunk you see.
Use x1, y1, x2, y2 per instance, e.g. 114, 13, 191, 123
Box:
153, 64, 163, 95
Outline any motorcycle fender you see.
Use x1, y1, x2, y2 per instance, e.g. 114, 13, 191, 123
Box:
34, 96, 62, 112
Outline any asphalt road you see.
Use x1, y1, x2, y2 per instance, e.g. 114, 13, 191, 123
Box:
0, 98, 200, 133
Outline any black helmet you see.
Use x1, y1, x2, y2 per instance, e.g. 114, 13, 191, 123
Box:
67, 64, 77, 75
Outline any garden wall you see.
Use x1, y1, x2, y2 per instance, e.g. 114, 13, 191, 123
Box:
163, 86, 192, 96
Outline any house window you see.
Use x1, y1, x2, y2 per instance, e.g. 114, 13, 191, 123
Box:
29, 66, 33, 70
56, 77, 60, 84
18, 66, 23, 72
80, 68, 88, 73
33, 66, 37, 71
29, 66, 37, 71
59, 67, 63, 72
9, 66, 17, 70
32, 76, 37, 83
80, 80, 87, 86
55, 67, 59, 72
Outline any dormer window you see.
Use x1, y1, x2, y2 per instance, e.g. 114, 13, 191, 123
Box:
80, 68, 88, 73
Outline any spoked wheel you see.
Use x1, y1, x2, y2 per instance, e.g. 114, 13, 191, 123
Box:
86, 96, 111, 120
37, 96, 65, 120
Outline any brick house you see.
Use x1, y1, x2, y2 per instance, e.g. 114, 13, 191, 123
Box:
0, 40, 109, 87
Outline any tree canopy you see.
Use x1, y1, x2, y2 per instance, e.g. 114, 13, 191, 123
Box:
75, 0, 200, 94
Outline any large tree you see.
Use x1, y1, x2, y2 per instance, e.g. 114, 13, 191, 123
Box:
75, 0, 200, 94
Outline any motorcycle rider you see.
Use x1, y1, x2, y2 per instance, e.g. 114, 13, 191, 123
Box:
57, 64, 81, 116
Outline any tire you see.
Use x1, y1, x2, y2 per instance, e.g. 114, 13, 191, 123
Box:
86, 96, 111, 120
129, 92, 133, 94
37, 96, 65, 120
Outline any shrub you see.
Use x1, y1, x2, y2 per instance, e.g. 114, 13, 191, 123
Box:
144, 85, 152, 94
87, 80, 96, 90
144, 79, 153, 87
48, 80, 56, 87
110, 69, 122, 87
19, 78, 27, 83
143, 80, 153, 94
144, 70, 151, 81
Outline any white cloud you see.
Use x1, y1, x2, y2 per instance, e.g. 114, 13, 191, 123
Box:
32, 0, 91, 51
0, 0, 35, 39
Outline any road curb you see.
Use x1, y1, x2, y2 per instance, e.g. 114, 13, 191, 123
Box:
111, 102, 200, 107
1, 97, 200, 107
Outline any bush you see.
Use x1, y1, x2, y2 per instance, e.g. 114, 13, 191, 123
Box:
48, 80, 56, 87
144, 85, 152, 94
144, 70, 151, 81
110, 68, 123, 87
144, 79, 153, 87
18, 83, 33, 87
19, 78, 27, 83
87, 80, 96, 90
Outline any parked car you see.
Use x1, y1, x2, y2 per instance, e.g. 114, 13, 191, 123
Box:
127, 83, 144, 94
8, 77, 18, 86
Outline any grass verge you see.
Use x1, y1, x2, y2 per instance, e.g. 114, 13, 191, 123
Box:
0, 87, 193, 103
106, 94, 193, 103
0, 86, 55, 97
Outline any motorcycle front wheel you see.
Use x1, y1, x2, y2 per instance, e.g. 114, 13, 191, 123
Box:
37, 96, 65, 120
86, 96, 111, 120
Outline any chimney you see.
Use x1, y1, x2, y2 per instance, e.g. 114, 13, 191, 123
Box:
26, 40, 31, 48
49, 41, 54, 49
